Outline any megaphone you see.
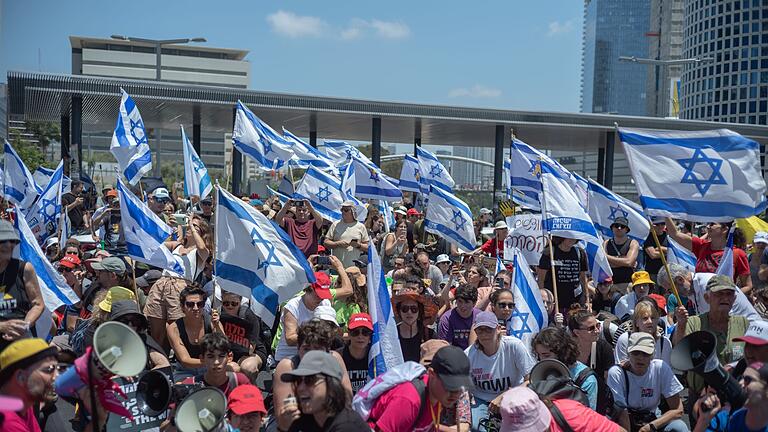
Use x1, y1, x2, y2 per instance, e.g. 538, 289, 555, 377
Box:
529, 359, 572, 384
671, 330, 746, 410
92, 321, 147, 377
174, 387, 228, 432
136, 369, 203, 417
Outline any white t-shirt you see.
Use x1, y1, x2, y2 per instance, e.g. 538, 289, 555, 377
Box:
614, 333, 672, 365
274, 295, 331, 361
692, 272, 760, 321
614, 292, 638, 320
464, 336, 535, 403
326, 220, 370, 268
607, 359, 684, 412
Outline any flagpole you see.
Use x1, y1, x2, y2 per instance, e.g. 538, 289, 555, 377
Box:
537, 157, 560, 313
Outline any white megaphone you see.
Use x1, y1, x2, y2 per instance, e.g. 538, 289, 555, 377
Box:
175, 387, 228, 432
92, 321, 148, 377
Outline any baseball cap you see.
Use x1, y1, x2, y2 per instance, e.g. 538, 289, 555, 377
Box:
98, 286, 136, 312
317, 245, 327, 254
281, 350, 343, 382
647, 294, 668, 317
311, 272, 332, 300
201, 197, 213, 205
430, 346, 472, 391
44, 237, 59, 250
135, 269, 163, 288
628, 332, 656, 355
394, 207, 407, 216
406, 208, 421, 216
313, 305, 338, 326
348, 313, 373, 331
611, 216, 630, 230
734, 320, 768, 346
91, 256, 127, 274
755, 231, 768, 245
58, 255, 82, 269
631, 271, 655, 287
494, 221, 508, 230
479, 208, 492, 215
435, 254, 451, 265
706, 274, 738, 293
420, 339, 449, 366
472, 311, 499, 330
651, 216, 666, 225
0, 338, 58, 383
500, 387, 552, 432
150, 187, 170, 200
105, 189, 118, 199
228, 384, 267, 415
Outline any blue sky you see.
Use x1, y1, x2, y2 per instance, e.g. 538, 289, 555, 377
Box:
1, 1, 584, 112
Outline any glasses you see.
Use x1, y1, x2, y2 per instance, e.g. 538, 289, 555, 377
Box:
612, 225, 628, 230
341, 208, 352, 213
496, 302, 515, 309
222, 301, 240, 308
58, 267, 72, 274
350, 328, 373, 337
399, 305, 419, 314
184, 301, 205, 309
293, 374, 325, 387
579, 324, 599, 332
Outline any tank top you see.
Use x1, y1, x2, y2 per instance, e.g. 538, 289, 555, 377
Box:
606, 239, 634, 284
175, 315, 212, 359
0, 259, 29, 321
274, 296, 331, 361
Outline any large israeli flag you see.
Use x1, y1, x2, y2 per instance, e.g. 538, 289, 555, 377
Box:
25, 160, 64, 243
666, 236, 696, 272
587, 178, 649, 243
4, 140, 41, 209
282, 128, 335, 170
110, 89, 153, 185
215, 186, 316, 324
424, 185, 476, 251
539, 160, 613, 282
322, 140, 378, 171
508, 248, 548, 347
294, 166, 344, 222
350, 157, 402, 202
116, 178, 184, 275
619, 128, 768, 221
716, 226, 735, 278
416, 147, 454, 193
399, 155, 421, 193
181, 125, 212, 200
232, 101, 294, 170
33, 167, 71, 194
367, 242, 404, 377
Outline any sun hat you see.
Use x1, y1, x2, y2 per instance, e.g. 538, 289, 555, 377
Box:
98, 286, 136, 312
392, 292, 438, 325
754, 231, 768, 245
494, 221, 508, 230
419, 339, 450, 366
435, 254, 451, 265
631, 271, 655, 287
500, 387, 552, 432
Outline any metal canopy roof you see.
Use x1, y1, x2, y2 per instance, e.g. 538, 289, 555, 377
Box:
8, 71, 768, 150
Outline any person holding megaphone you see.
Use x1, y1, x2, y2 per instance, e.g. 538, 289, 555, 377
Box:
692, 363, 768, 432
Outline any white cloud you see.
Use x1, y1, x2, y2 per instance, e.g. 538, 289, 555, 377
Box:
448, 85, 502, 99
341, 18, 411, 40
266, 10, 326, 38
547, 19, 576, 36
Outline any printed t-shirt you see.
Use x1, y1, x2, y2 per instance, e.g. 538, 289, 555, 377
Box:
464, 335, 535, 402
607, 359, 684, 412
614, 333, 673, 365
438, 307, 480, 350
341, 344, 370, 393
538, 246, 587, 308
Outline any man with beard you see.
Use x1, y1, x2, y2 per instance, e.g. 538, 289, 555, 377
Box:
0, 338, 58, 432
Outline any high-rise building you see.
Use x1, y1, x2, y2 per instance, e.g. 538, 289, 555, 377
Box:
679, 1, 768, 124
0, 83, 7, 140
646, 0, 685, 117
581, 0, 653, 115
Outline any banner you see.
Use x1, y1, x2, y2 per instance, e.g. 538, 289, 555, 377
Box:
504, 214, 544, 265
106, 376, 169, 431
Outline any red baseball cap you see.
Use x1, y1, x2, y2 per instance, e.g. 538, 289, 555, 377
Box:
58, 255, 82, 269
647, 293, 668, 317
734, 321, 768, 346
317, 245, 326, 254
312, 272, 333, 300
228, 384, 266, 415
348, 313, 373, 331
406, 208, 421, 216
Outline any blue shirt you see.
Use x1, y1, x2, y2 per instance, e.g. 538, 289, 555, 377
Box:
727, 407, 768, 432
570, 361, 598, 411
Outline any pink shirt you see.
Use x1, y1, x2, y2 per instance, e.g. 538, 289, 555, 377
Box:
367, 375, 438, 432
549, 399, 620, 432
1, 406, 42, 432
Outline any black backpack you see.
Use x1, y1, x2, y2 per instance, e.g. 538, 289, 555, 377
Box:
529, 375, 590, 407
574, 366, 615, 418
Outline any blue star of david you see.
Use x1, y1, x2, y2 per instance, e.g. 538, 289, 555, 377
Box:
508, 309, 533, 339
317, 186, 331, 203
429, 164, 443, 178
39, 197, 59, 226
262, 140, 273, 155
250, 228, 282, 270
369, 169, 380, 183
608, 205, 628, 221
129, 118, 147, 145
450, 210, 466, 231
192, 156, 205, 172
413, 168, 420, 179
677, 148, 727, 196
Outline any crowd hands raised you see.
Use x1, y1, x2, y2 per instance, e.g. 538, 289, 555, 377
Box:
3, 184, 768, 432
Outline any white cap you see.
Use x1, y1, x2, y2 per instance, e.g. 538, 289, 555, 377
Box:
44, 237, 59, 249
151, 187, 170, 199
479, 208, 492, 215
755, 231, 768, 245
435, 254, 451, 264
314, 304, 339, 326
494, 221, 508, 230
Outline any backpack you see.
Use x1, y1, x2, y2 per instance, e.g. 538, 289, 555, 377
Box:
574, 366, 615, 418
529, 375, 590, 407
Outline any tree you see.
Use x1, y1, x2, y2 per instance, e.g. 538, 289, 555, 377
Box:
9, 130, 46, 172
25, 121, 60, 160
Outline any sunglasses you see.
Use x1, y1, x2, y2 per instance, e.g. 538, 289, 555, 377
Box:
496, 302, 515, 309
350, 328, 373, 337
292, 374, 325, 387
222, 301, 240, 308
399, 305, 419, 314
579, 324, 599, 332
184, 301, 205, 309
612, 225, 628, 230
58, 267, 73, 274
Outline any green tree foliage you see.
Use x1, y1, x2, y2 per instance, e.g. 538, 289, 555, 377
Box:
25, 121, 60, 155
9, 131, 46, 172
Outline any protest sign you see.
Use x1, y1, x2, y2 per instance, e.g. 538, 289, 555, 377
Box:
504, 214, 544, 265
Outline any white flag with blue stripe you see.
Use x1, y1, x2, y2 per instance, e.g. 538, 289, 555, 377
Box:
4, 139, 41, 209
416, 147, 454, 193
377, 200, 395, 232
278, 174, 295, 198
33, 167, 71, 194
508, 248, 548, 346
424, 185, 476, 251
367, 242, 403, 376
110, 89, 153, 185
350, 157, 402, 202
619, 128, 768, 221
322, 141, 378, 172
294, 166, 344, 222
282, 128, 335, 170
399, 155, 421, 193
539, 160, 613, 282
666, 236, 697, 272
117, 178, 184, 275
716, 226, 735, 278
215, 186, 316, 324
181, 125, 212, 200
587, 178, 649, 244
503, 158, 512, 199
340, 162, 368, 223
232, 101, 294, 170
59, 208, 71, 250
25, 160, 64, 244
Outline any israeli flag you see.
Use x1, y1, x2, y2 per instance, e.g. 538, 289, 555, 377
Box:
294, 166, 344, 222
322, 140, 378, 172
416, 147, 454, 193
181, 125, 212, 200
59, 208, 71, 251
495, 256, 504, 274
4, 139, 41, 209
503, 158, 512, 199
110, 89, 153, 185
267, 186, 291, 205
424, 185, 476, 251
278, 174, 295, 197
215, 186, 316, 324
25, 160, 64, 244
716, 226, 735, 278
619, 128, 768, 221
399, 155, 421, 193
508, 248, 548, 347
367, 242, 404, 377
116, 178, 184, 275
340, 162, 369, 223
667, 236, 697, 272
349, 158, 402, 202
539, 160, 613, 282
282, 128, 335, 170
377, 200, 395, 232
232, 101, 294, 170
586, 178, 649, 244
33, 167, 71, 194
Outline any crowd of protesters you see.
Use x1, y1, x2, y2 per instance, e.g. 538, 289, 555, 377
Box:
3, 181, 768, 432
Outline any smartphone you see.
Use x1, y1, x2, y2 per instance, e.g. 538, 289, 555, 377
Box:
495, 278, 505, 289
173, 213, 189, 226
316, 256, 331, 266
295, 200, 306, 208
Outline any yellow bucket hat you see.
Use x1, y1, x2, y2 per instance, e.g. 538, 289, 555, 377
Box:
98, 286, 136, 312
631, 271, 655, 287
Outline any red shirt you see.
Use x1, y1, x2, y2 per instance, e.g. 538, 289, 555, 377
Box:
282, 217, 319, 258
691, 236, 750, 279
367, 375, 438, 432
1, 406, 41, 432
480, 238, 503, 257
549, 399, 621, 432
